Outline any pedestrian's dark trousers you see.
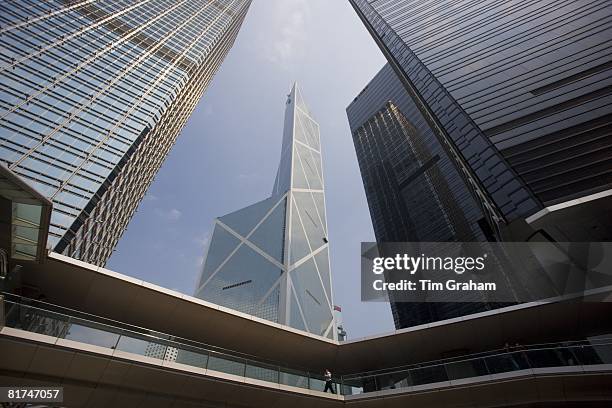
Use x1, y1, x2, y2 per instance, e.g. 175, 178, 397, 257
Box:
324, 380, 335, 394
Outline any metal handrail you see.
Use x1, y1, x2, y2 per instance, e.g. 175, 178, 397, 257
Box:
2, 297, 610, 396
1, 292, 317, 371
340, 339, 612, 380
3, 301, 266, 361
342, 338, 612, 381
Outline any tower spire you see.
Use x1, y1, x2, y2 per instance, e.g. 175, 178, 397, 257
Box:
195, 84, 336, 339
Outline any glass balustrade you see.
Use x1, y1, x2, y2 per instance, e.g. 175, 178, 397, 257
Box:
2, 298, 611, 397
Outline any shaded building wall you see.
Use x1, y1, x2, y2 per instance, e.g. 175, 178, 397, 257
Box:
348, 65, 501, 328
348, 0, 612, 326
349, 0, 612, 234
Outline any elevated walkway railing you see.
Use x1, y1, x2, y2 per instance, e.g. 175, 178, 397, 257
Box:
1, 296, 611, 397
341, 338, 612, 394
1, 296, 337, 393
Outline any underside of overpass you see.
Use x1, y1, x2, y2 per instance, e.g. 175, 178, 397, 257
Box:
8, 252, 612, 374
1, 165, 611, 407
1, 252, 611, 407
1, 329, 611, 408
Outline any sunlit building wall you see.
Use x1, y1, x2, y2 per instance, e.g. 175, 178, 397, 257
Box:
0, 0, 252, 265
195, 84, 336, 340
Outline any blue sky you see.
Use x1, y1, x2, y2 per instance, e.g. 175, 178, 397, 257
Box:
107, 0, 395, 338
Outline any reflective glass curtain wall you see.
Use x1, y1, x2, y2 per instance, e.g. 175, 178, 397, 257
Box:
195, 84, 336, 340
348, 65, 499, 328
0, 0, 252, 265
349, 0, 612, 234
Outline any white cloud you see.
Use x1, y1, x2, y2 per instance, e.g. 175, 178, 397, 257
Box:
169, 209, 182, 220
155, 208, 182, 221
263, 0, 311, 69
236, 172, 259, 181
193, 232, 210, 248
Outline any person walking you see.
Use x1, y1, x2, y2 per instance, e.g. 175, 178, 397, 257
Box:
323, 369, 336, 394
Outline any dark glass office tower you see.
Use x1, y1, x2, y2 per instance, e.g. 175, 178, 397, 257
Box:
348, 64, 501, 328
349, 0, 612, 242
0, 0, 252, 265
348, 65, 492, 244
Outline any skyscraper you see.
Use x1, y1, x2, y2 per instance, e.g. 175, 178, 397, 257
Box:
0, 0, 252, 265
348, 64, 498, 328
349, 0, 612, 242
348, 65, 492, 244
195, 84, 336, 339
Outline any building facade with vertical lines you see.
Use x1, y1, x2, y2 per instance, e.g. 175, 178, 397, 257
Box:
348, 64, 504, 328
195, 84, 336, 340
0, 0, 252, 265
349, 0, 612, 242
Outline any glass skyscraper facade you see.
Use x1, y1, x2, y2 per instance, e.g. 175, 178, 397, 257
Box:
0, 0, 252, 265
349, 0, 611, 240
348, 64, 500, 328
348, 65, 491, 244
195, 84, 336, 340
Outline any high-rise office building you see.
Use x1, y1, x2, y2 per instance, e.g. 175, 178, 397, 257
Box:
349, 0, 612, 242
348, 65, 491, 244
195, 84, 336, 339
348, 64, 499, 328
0, 0, 252, 265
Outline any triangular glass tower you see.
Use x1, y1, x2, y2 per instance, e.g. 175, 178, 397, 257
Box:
195, 84, 336, 340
